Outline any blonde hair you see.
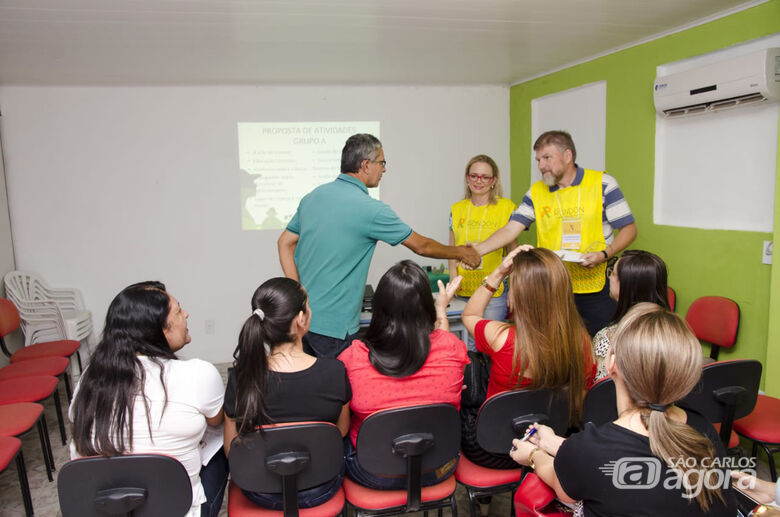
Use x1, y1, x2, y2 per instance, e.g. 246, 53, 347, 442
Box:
463, 154, 503, 203
506, 248, 590, 425
612, 303, 724, 511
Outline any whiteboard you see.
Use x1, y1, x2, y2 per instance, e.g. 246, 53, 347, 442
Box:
531, 81, 606, 183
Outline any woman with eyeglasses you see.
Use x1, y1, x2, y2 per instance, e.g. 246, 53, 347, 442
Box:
448, 154, 517, 351
592, 250, 669, 380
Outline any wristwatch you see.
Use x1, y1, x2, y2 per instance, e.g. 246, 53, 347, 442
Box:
481, 277, 498, 293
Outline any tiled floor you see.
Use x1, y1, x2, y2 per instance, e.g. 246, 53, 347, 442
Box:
0, 364, 772, 516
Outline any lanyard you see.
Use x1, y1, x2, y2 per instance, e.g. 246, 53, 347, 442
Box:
465, 201, 489, 242
553, 184, 581, 221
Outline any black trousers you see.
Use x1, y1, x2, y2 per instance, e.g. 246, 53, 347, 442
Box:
574, 280, 617, 337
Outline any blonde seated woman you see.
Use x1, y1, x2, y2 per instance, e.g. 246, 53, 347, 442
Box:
510, 303, 738, 517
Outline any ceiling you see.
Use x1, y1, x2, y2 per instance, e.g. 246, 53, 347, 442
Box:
0, 0, 765, 86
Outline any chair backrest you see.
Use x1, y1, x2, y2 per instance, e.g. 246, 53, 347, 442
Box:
582, 377, 618, 427
685, 296, 739, 360
475, 388, 569, 454
667, 286, 676, 312
4, 272, 38, 305
229, 422, 344, 515
356, 404, 460, 510
677, 359, 761, 449
57, 454, 192, 517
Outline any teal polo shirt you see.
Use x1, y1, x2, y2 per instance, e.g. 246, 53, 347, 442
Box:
286, 174, 413, 339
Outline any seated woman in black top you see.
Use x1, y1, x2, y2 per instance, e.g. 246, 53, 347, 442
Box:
510, 303, 737, 517
223, 277, 351, 510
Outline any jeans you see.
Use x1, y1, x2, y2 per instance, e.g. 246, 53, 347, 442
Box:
241, 464, 346, 510
344, 438, 458, 490
302, 331, 357, 358
200, 448, 229, 517
458, 288, 509, 352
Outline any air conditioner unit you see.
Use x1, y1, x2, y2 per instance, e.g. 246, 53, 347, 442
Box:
653, 47, 780, 117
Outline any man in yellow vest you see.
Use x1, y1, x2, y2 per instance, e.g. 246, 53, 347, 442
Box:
472, 130, 637, 335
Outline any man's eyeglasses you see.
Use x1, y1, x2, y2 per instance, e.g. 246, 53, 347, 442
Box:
468, 173, 494, 182
371, 159, 387, 166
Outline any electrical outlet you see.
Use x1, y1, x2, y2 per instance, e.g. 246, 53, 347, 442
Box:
762, 241, 773, 265
205, 319, 216, 335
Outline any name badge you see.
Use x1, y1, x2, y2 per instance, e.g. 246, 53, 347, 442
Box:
561, 219, 582, 250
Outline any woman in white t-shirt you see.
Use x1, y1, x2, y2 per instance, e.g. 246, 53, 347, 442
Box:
69, 281, 227, 517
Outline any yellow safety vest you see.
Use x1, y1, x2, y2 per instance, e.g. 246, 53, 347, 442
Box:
450, 197, 517, 297
531, 169, 606, 294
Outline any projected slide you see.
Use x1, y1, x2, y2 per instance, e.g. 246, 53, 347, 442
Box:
239, 121, 380, 230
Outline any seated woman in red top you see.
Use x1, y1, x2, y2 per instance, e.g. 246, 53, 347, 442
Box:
461, 246, 595, 469
338, 260, 469, 490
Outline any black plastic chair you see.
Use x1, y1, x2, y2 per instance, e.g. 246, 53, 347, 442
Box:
456, 388, 569, 517
57, 454, 192, 516
677, 359, 761, 451
582, 377, 618, 427
228, 421, 346, 517
343, 403, 461, 517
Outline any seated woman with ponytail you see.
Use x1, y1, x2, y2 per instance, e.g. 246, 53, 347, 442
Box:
510, 303, 737, 516
223, 278, 351, 510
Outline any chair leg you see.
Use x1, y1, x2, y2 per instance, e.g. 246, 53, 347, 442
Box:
465, 487, 478, 517
450, 494, 458, 517
62, 372, 73, 402
759, 443, 778, 481
50, 387, 67, 445
15, 450, 34, 517
36, 417, 54, 481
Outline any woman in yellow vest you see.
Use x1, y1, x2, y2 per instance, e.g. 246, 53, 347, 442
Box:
449, 155, 516, 351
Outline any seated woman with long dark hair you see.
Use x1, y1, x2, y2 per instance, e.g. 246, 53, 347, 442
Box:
461, 246, 595, 469
69, 281, 227, 517
223, 277, 351, 509
510, 303, 737, 516
592, 249, 669, 380
338, 260, 469, 489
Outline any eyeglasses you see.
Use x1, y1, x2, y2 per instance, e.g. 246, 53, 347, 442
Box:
468, 173, 494, 183
371, 159, 387, 166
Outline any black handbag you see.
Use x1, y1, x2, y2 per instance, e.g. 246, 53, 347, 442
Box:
461, 351, 490, 409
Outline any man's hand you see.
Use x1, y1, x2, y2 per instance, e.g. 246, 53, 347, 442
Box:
580, 251, 607, 268
459, 244, 481, 269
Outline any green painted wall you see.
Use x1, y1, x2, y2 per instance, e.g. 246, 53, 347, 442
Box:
509, 1, 780, 393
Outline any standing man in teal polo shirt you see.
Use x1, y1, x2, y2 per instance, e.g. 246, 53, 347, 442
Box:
278, 133, 481, 358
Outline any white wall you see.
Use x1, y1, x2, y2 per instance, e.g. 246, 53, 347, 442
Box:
0, 84, 510, 363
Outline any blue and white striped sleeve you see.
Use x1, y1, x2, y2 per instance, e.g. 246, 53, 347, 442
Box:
509, 188, 535, 229
602, 173, 634, 229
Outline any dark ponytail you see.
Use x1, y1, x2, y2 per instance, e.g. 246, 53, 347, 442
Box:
232, 278, 307, 435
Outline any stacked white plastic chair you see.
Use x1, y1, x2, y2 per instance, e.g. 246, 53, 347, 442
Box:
3, 272, 95, 361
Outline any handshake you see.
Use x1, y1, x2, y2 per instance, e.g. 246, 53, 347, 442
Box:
457, 243, 482, 269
